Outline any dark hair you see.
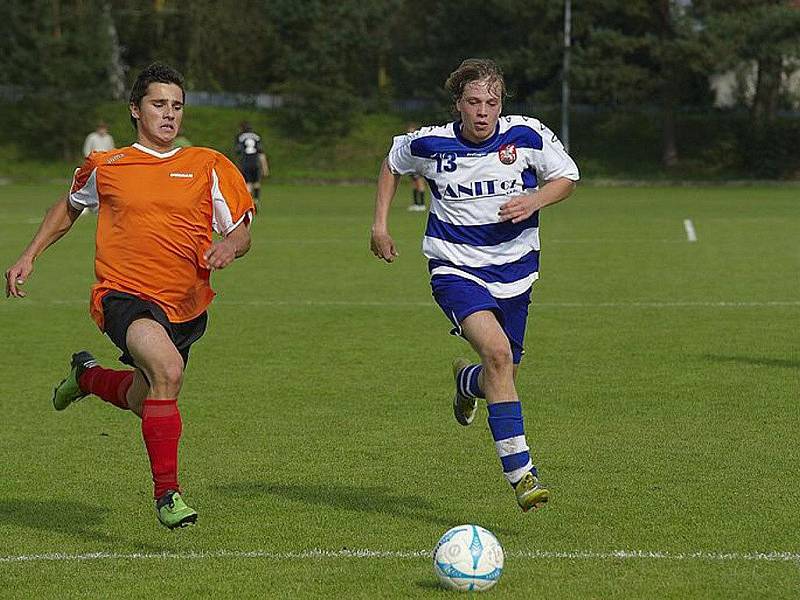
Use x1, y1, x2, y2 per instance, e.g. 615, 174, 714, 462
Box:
129, 62, 186, 130
444, 58, 506, 114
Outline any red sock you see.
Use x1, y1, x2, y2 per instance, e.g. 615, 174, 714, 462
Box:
141, 399, 182, 499
78, 367, 134, 410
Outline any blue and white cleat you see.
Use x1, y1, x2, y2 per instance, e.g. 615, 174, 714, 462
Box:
452, 358, 478, 426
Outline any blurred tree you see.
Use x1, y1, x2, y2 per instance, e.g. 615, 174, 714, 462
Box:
0, 0, 115, 160
572, 0, 714, 167
107, 0, 187, 83
390, 0, 564, 114
108, 1, 284, 94
266, 0, 401, 137
699, 0, 800, 177
108, 0, 401, 133
700, 0, 800, 125
182, 0, 280, 93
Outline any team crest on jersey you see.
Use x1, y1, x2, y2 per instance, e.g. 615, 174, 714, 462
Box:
498, 144, 517, 165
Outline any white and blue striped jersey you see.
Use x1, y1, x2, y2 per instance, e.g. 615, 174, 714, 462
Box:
387, 115, 579, 298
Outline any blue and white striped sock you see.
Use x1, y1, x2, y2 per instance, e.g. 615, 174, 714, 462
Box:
487, 401, 536, 486
457, 364, 485, 399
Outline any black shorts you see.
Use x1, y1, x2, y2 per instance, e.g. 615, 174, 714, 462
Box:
241, 163, 261, 183
101, 291, 208, 369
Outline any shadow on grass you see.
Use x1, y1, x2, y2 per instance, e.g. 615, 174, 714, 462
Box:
702, 354, 800, 369
214, 481, 516, 536
415, 579, 446, 592
0, 498, 165, 552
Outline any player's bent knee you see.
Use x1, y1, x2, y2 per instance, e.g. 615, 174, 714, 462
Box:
481, 343, 514, 374
163, 361, 184, 388
149, 359, 184, 395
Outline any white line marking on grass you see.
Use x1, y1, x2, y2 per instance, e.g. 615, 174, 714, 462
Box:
2, 548, 799, 564
683, 219, 697, 242
516, 550, 800, 562
0, 549, 427, 563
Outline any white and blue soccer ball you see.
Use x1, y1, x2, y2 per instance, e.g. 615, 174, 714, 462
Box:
433, 524, 504, 592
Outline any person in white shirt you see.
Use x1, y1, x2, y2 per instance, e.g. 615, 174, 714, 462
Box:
83, 121, 115, 157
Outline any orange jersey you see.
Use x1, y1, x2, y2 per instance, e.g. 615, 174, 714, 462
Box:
69, 143, 253, 329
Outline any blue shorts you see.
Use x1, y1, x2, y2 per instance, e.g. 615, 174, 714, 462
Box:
430, 275, 532, 364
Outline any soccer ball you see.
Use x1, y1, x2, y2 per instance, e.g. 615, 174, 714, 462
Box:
433, 524, 504, 592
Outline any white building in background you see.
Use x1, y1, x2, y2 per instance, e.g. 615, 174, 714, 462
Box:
710, 60, 800, 110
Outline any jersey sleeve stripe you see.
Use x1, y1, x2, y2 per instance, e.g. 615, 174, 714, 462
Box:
68, 167, 99, 212
387, 133, 414, 175
210, 168, 234, 235
228, 210, 253, 233
211, 168, 252, 235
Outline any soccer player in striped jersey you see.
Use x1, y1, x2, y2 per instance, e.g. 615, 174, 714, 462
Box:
371, 58, 579, 512
4, 63, 254, 529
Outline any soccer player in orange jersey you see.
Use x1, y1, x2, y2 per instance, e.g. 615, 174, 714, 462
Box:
4, 63, 254, 529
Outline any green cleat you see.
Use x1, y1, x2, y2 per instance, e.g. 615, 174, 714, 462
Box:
156, 490, 198, 530
52, 351, 98, 411
452, 358, 478, 426
514, 472, 550, 512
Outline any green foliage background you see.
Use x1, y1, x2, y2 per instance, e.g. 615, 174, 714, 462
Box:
2, 102, 799, 182
1, 0, 799, 177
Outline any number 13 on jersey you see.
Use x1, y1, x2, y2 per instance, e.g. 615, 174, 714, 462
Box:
434, 152, 458, 173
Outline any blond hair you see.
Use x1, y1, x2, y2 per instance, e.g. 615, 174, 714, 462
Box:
444, 58, 506, 114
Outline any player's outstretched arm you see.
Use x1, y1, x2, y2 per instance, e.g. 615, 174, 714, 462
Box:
259, 153, 269, 178
370, 158, 401, 263
5, 197, 81, 298
498, 177, 577, 224
204, 221, 251, 270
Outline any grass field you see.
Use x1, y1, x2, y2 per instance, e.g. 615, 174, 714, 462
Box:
0, 182, 798, 598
